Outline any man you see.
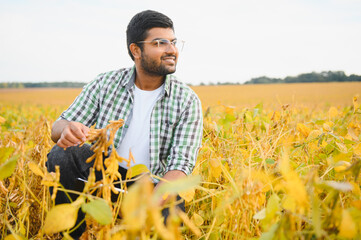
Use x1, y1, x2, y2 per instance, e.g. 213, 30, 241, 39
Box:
47, 10, 203, 237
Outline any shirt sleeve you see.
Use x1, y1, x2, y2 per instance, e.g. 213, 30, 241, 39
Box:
165, 95, 203, 176
59, 74, 102, 127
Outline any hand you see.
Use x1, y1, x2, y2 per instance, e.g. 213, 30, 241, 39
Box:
154, 170, 186, 206
154, 181, 171, 206
57, 122, 89, 149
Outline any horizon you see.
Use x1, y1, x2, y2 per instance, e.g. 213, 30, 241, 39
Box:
1, 69, 359, 85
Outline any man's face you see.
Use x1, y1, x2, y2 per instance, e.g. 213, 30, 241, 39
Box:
139, 27, 179, 76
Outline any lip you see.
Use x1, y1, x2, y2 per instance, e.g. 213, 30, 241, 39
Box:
162, 56, 176, 64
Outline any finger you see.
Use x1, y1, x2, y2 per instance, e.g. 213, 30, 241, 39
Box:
57, 138, 74, 148
81, 125, 90, 139
69, 124, 87, 141
57, 141, 67, 149
62, 130, 81, 145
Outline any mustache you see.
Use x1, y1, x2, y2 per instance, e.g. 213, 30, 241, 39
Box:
161, 54, 177, 60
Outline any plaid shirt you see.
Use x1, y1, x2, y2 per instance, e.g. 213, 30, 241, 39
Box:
60, 66, 203, 178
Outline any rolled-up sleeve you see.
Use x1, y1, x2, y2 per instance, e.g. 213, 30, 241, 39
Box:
59, 74, 102, 127
165, 96, 203, 176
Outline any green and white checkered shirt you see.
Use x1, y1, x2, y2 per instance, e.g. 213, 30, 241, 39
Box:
60, 66, 203, 178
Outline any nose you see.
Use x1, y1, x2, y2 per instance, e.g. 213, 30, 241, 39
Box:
165, 42, 177, 54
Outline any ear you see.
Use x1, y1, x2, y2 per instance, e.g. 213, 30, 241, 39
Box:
129, 43, 141, 60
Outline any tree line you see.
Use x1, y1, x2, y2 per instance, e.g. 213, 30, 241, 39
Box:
0, 82, 86, 88
244, 71, 361, 84
1, 71, 361, 88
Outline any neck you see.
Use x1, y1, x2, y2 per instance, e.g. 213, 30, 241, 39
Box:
134, 67, 165, 91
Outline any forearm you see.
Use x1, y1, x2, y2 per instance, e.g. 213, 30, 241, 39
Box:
51, 119, 70, 143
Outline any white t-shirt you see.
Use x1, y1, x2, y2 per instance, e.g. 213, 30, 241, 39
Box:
117, 83, 164, 170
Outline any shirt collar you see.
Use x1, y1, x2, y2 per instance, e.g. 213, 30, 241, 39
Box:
121, 65, 171, 97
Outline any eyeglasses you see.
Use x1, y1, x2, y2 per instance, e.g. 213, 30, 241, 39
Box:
137, 39, 185, 51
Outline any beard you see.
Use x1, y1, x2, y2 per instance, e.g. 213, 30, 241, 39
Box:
140, 52, 177, 76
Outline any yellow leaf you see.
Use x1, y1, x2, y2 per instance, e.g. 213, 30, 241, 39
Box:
179, 187, 195, 202
240, 149, 249, 159
307, 130, 322, 141
353, 96, 359, 113
262, 193, 280, 227
4, 234, 26, 240
351, 200, 361, 210
282, 195, 297, 212
209, 158, 221, 178
322, 122, 333, 132
121, 177, 152, 231
261, 183, 271, 193
0, 116, 5, 124
280, 150, 309, 210
332, 152, 352, 163
272, 111, 281, 122
335, 142, 348, 154
126, 164, 150, 179
0, 156, 18, 181
177, 210, 202, 237
0, 147, 14, 164
28, 161, 44, 177
43, 203, 78, 234
155, 175, 201, 198
354, 143, 361, 156
111, 232, 125, 240
191, 212, 204, 226
225, 106, 235, 115
338, 209, 357, 239
334, 161, 351, 173
347, 126, 360, 141
351, 182, 361, 197
328, 107, 338, 118
312, 194, 323, 238
297, 123, 310, 138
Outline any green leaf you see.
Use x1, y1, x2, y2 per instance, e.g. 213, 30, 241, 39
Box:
0, 147, 15, 164
312, 194, 323, 238
314, 119, 325, 125
344, 139, 355, 145
254, 103, 263, 117
253, 208, 266, 220
262, 193, 280, 228
154, 175, 201, 198
81, 199, 112, 225
253, 157, 263, 163
265, 159, 275, 165
260, 223, 279, 240
126, 164, 150, 179
0, 156, 18, 180
245, 110, 253, 123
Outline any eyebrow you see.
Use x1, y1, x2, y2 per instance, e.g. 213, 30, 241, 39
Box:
151, 37, 177, 41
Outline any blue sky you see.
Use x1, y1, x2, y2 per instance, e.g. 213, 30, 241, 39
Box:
1, 0, 361, 84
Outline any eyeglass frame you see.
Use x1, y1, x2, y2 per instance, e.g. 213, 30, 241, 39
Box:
136, 38, 185, 51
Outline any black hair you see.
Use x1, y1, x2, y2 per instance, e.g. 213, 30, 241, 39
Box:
126, 10, 174, 60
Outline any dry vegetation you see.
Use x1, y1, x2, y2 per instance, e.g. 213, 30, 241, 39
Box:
1, 83, 361, 239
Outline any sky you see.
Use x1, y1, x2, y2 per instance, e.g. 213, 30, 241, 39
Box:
0, 0, 361, 85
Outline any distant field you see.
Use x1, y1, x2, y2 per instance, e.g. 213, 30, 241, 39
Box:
192, 82, 361, 109
2, 81, 361, 239
0, 82, 360, 109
